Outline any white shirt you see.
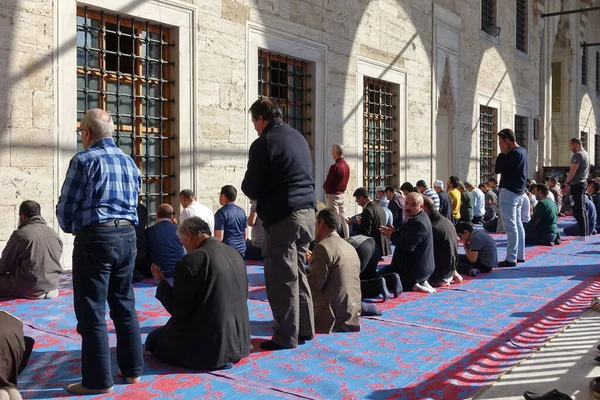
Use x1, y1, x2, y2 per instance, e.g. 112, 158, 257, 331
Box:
471, 188, 486, 218
180, 201, 215, 234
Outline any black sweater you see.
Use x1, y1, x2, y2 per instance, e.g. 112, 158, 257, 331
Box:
495, 147, 528, 195
242, 119, 316, 228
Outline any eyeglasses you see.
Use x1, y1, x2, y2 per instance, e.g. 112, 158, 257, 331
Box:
76, 127, 84, 136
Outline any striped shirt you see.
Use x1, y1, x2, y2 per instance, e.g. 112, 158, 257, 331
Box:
423, 187, 440, 211
56, 137, 141, 234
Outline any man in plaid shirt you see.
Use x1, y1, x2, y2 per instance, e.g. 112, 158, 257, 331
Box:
56, 109, 143, 395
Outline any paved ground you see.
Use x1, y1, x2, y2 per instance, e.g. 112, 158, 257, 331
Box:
477, 310, 600, 400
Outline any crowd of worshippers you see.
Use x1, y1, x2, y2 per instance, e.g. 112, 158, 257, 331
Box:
0, 102, 594, 396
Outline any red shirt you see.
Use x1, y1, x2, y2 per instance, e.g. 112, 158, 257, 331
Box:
323, 157, 350, 194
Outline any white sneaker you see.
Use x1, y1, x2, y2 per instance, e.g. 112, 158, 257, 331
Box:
413, 282, 436, 294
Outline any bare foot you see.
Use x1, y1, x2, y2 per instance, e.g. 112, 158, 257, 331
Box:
451, 271, 463, 284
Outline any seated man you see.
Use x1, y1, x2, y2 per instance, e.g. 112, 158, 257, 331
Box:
454, 222, 497, 276
145, 204, 185, 278
0, 311, 35, 400
458, 182, 474, 223
588, 181, 600, 231
146, 217, 251, 370
422, 197, 460, 287
466, 182, 485, 224
482, 182, 498, 222
244, 200, 264, 261
548, 177, 563, 213
348, 188, 391, 257
214, 185, 247, 257
384, 186, 404, 228
306, 209, 361, 334
379, 193, 436, 293
563, 194, 596, 236
0, 201, 63, 299
375, 186, 389, 208
179, 189, 215, 234
525, 184, 558, 246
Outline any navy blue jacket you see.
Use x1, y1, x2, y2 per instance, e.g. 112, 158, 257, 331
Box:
495, 146, 528, 195
145, 220, 185, 277
242, 119, 316, 229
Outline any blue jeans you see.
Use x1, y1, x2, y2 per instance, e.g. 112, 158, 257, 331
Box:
499, 189, 525, 263
73, 225, 143, 389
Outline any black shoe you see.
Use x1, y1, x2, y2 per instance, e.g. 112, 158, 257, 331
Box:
523, 389, 573, 400
259, 340, 292, 351
498, 260, 517, 268
381, 273, 402, 298
517, 259, 525, 263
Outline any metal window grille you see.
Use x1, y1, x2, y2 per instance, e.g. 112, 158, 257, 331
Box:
258, 50, 313, 153
533, 118, 540, 141
582, 43, 588, 86
581, 131, 588, 150
76, 7, 176, 224
363, 77, 396, 198
481, 0, 496, 31
515, 115, 528, 150
480, 105, 497, 183
516, 0, 528, 53
596, 52, 600, 95
595, 135, 600, 166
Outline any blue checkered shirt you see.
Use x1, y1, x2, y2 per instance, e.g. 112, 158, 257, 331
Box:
56, 137, 142, 233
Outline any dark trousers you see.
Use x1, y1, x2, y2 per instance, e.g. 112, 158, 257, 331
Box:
263, 209, 315, 348
570, 182, 588, 237
457, 255, 493, 274
354, 238, 379, 280
525, 230, 557, 246
243, 239, 263, 261
472, 216, 483, 224
73, 225, 143, 389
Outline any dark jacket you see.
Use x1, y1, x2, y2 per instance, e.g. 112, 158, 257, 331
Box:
389, 211, 435, 288
145, 220, 185, 277
0, 216, 63, 298
241, 119, 316, 229
460, 190, 474, 221
354, 201, 391, 257
591, 193, 600, 228
437, 190, 453, 221
151, 238, 251, 370
387, 193, 404, 228
428, 210, 458, 282
495, 146, 528, 195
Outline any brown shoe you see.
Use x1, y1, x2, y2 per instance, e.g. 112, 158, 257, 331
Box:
66, 382, 113, 395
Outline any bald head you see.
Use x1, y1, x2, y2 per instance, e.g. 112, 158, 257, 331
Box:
422, 196, 435, 214
404, 192, 424, 218
156, 203, 174, 220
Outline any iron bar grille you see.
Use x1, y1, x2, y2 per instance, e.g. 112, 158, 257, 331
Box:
515, 115, 528, 150
581, 131, 588, 151
480, 105, 497, 184
481, 0, 496, 31
596, 52, 599, 95
595, 135, 600, 166
363, 77, 396, 198
516, 0, 528, 53
582, 43, 588, 86
258, 50, 313, 155
533, 118, 540, 141
76, 7, 176, 224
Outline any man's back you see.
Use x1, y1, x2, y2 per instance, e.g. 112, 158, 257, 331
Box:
356, 201, 391, 256
423, 188, 440, 210
1, 216, 63, 298
469, 229, 497, 271
308, 232, 361, 334
145, 221, 185, 277
214, 203, 247, 255
181, 201, 215, 234
460, 190, 474, 220
155, 238, 250, 370
472, 188, 486, 217
428, 212, 458, 282
438, 190, 453, 220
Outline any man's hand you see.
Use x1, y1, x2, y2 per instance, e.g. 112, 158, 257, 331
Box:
151, 263, 166, 283
306, 249, 312, 264
379, 225, 394, 239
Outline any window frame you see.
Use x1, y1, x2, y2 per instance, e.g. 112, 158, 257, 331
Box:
514, 115, 528, 150
516, 0, 528, 54
479, 105, 498, 184
481, 0, 497, 32
582, 42, 588, 86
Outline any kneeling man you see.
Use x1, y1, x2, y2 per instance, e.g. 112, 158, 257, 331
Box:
0, 201, 63, 299
307, 208, 361, 334
146, 217, 250, 370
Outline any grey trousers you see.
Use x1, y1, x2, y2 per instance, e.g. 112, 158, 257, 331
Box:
263, 209, 315, 348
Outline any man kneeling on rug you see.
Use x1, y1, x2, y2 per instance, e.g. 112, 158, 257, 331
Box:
306, 208, 361, 334
0, 201, 63, 299
454, 222, 497, 276
146, 217, 251, 370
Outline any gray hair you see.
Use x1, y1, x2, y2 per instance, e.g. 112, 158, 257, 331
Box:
332, 144, 344, 156
177, 216, 212, 237
81, 109, 115, 139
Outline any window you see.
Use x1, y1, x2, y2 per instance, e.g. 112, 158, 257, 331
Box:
595, 135, 600, 166
363, 77, 396, 198
516, 0, 528, 53
258, 50, 314, 162
581, 131, 588, 150
481, 0, 496, 32
582, 42, 588, 86
480, 105, 497, 183
533, 118, 540, 141
596, 52, 599, 95
76, 7, 176, 224
514, 115, 528, 149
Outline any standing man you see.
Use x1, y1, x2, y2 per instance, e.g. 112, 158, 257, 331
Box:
564, 138, 590, 240
447, 176, 462, 223
433, 180, 453, 221
466, 182, 485, 224
214, 185, 247, 257
457, 182, 474, 223
242, 99, 316, 351
494, 128, 528, 267
323, 144, 350, 238
416, 180, 440, 211
57, 109, 143, 394
179, 189, 215, 234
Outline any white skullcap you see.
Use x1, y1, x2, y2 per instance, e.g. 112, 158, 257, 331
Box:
433, 180, 443, 189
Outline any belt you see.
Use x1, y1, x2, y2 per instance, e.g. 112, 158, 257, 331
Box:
93, 220, 133, 227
